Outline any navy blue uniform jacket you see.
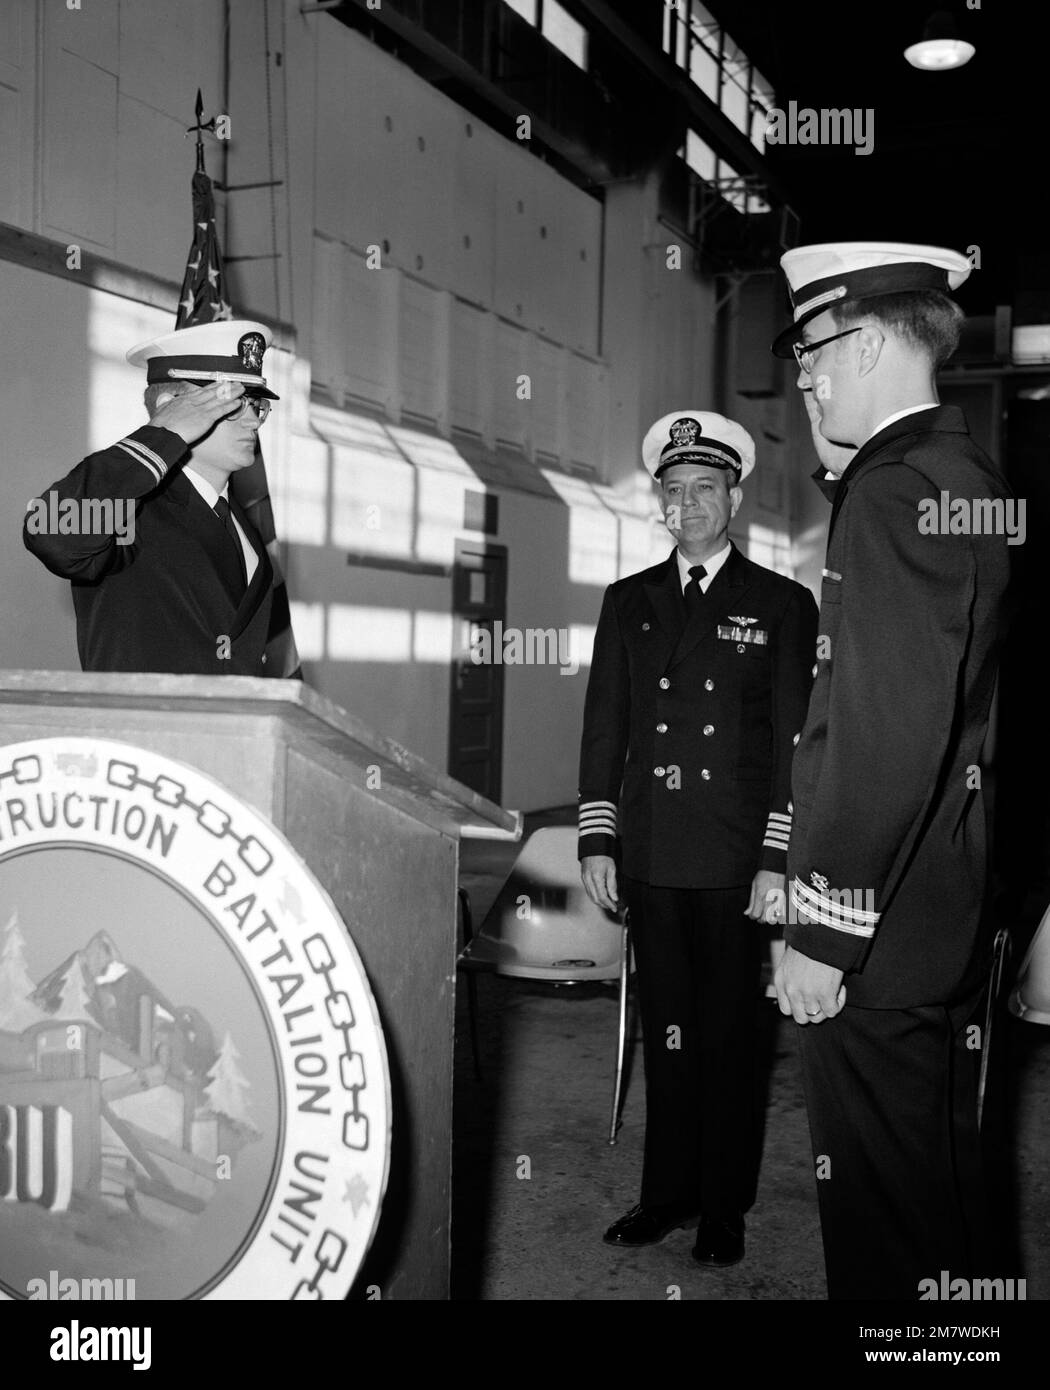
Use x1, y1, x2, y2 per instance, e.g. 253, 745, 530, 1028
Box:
23, 425, 283, 678
785, 406, 1013, 1007
578, 543, 818, 889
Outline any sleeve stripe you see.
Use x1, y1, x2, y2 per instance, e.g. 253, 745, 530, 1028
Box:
790, 887, 876, 936
579, 800, 617, 812
762, 837, 788, 851
125, 437, 171, 478
767, 813, 792, 824
791, 878, 879, 936
793, 876, 880, 922
116, 438, 167, 482
579, 817, 617, 833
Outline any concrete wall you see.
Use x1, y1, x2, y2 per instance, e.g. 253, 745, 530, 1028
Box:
1, 0, 816, 812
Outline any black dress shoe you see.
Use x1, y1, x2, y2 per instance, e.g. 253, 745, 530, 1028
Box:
603, 1202, 696, 1247
691, 1213, 745, 1266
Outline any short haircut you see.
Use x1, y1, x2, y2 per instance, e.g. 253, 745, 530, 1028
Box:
830, 290, 965, 370
143, 380, 193, 415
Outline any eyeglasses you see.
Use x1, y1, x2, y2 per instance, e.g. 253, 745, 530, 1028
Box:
224, 394, 272, 423
792, 326, 865, 374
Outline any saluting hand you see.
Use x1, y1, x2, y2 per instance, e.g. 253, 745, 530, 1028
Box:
581, 854, 620, 914
149, 382, 246, 447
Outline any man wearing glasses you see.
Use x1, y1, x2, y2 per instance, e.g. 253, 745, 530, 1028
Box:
770, 243, 1014, 1299
24, 320, 292, 679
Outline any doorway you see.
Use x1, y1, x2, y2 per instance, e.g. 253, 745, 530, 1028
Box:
448, 540, 508, 802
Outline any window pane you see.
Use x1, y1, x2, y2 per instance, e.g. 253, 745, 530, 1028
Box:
749, 69, 774, 151
503, 0, 537, 22
689, 31, 720, 100
689, 1, 719, 46
720, 38, 750, 134
685, 130, 717, 181
750, 103, 768, 152
542, 0, 588, 69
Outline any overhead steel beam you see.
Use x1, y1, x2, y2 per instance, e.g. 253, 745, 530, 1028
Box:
569, 0, 786, 201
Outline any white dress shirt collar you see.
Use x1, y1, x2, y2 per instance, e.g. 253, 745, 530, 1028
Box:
676, 540, 732, 594
181, 468, 258, 585
182, 466, 227, 509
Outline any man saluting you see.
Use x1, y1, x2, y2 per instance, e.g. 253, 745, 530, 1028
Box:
24, 321, 297, 679
579, 410, 817, 1268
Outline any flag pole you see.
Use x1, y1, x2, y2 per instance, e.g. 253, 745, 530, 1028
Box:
187, 88, 215, 174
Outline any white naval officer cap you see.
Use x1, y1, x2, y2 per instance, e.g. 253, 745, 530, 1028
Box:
642, 410, 755, 484
771, 241, 972, 358
126, 319, 280, 399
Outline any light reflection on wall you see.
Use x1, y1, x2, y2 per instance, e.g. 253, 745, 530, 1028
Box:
323, 605, 457, 663
314, 407, 486, 564
413, 609, 454, 662
290, 601, 326, 661
301, 603, 593, 669
278, 435, 329, 546
571, 623, 596, 668
542, 470, 620, 586
328, 604, 413, 661
331, 448, 416, 555
415, 469, 473, 565
745, 521, 793, 574
87, 295, 171, 450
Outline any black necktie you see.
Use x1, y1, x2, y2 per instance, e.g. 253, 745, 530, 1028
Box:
683, 564, 707, 617
214, 496, 248, 594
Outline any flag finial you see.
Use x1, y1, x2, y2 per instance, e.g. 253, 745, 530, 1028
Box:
187, 88, 216, 173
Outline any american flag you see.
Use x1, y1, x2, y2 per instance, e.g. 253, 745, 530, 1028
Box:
175, 166, 301, 680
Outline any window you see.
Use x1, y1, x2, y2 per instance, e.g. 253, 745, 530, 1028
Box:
662, 0, 774, 148
689, 30, 720, 102
720, 37, 750, 134
684, 130, 717, 182
505, 0, 588, 71
542, 0, 588, 70
750, 68, 774, 153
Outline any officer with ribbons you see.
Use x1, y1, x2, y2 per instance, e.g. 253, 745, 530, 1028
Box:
579, 410, 817, 1267
770, 242, 1015, 1299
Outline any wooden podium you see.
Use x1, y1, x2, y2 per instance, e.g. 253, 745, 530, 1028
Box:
0, 671, 520, 1301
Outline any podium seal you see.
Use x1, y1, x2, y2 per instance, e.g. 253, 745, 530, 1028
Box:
0, 737, 390, 1300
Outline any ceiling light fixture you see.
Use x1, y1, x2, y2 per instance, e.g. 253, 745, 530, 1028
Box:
904, 9, 975, 70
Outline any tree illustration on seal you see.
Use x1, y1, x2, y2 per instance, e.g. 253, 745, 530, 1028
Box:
0, 912, 47, 1031
51, 956, 95, 1022
200, 1032, 260, 1137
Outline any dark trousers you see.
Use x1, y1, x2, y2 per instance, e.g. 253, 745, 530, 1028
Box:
798, 992, 991, 1300
623, 877, 761, 1219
